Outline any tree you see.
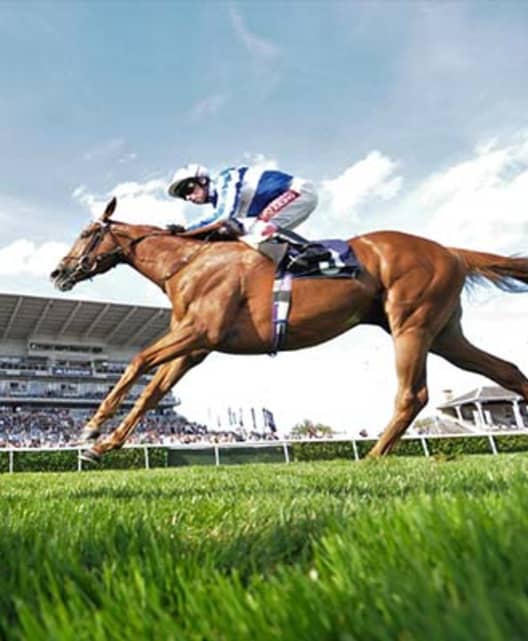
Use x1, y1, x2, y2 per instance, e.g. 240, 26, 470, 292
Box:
289, 419, 336, 439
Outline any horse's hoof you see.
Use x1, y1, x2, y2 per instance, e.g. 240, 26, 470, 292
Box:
76, 427, 101, 446
79, 448, 101, 465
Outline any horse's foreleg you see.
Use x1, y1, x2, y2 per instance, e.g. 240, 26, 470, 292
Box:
86, 351, 208, 458
368, 329, 430, 457
80, 321, 203, 443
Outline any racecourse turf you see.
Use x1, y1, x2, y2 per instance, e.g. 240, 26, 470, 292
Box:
1, 455, 527, 641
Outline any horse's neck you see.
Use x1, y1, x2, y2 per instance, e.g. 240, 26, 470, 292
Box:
116, 223, 202, 288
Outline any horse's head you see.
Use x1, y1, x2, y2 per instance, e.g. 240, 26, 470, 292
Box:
50, 198, 123, 291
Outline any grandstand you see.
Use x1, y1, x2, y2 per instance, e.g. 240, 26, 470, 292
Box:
0, 292, 194, 446
0, 292, 175, 409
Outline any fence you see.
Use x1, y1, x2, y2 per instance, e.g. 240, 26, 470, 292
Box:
1, 429, 528, 473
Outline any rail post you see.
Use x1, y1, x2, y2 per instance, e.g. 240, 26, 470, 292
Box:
487, 433, 498, 455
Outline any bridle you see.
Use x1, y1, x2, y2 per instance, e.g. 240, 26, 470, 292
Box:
58, 220, 213, 288
61, 221, 163, 282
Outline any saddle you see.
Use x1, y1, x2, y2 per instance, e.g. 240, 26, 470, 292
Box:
260, 234, 361, 280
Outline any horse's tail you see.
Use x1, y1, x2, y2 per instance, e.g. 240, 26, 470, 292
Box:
450, 248, 528, 293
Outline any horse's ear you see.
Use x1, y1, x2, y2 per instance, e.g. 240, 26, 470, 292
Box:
101, 197, 117, 222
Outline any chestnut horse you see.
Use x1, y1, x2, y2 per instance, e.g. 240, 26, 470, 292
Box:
51, 198, 528, 461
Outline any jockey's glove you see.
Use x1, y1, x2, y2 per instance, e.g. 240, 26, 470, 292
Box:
221, 219, 245, 236
166, 224, 186, 234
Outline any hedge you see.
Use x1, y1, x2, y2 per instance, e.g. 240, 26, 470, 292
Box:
1, 435, 527, 472
0, 447, 168, 473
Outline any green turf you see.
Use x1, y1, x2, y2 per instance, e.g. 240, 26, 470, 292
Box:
1, 455, 527, 641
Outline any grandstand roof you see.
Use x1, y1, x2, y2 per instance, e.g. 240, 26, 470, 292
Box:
438, 385, 521, 409
0, 292, 171, 348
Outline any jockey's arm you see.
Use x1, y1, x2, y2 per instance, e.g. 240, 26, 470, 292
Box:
183, 167, 246, 236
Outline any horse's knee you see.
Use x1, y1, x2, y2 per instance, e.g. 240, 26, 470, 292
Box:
129, 354, 148, 377
396, 386, 428, 414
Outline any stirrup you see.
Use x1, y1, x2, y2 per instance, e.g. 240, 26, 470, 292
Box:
288, 245, 332, 270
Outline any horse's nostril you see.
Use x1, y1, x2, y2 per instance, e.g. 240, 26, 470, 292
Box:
50, 269, 60, 279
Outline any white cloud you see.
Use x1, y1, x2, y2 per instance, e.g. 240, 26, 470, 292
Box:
82, 137, 125, 161
227, 5, 281, 95
82, 138, 138, 166
190, 93, 228, 122
0, 239, 69, 276
229, 5, 279, 59
320, 151, 403, 222
412, 133, 528, 252
72, 179, 187, 228
118, 152, 137, 164
241, 152, 278, 171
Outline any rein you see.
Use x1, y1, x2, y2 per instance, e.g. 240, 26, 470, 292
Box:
63, 222, 166, 281
64, 221, 213, 287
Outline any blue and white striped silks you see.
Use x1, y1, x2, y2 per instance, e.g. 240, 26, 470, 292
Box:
185, 166, 295, 232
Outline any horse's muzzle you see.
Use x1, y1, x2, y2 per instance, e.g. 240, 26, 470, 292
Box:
50, 266, 76, 291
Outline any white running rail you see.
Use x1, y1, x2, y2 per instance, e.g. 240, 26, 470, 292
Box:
1, 429, 527, 473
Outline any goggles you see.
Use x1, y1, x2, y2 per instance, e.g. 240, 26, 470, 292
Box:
180, 180, 199, 198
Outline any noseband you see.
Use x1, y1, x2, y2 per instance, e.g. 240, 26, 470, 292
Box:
62, 221, 159, 286
63, 221, 119, 281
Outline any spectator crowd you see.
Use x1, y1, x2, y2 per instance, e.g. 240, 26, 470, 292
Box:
0, 407, 278, 449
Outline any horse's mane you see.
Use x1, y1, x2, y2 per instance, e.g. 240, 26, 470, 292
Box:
109, 220, 238, 243
109, 220, 166, 234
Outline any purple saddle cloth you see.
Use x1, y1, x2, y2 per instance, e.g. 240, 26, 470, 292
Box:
282, 239, 361, 279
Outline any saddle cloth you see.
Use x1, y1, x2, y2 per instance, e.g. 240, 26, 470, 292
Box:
281, 239, 362, 279
270, 239, 362, 355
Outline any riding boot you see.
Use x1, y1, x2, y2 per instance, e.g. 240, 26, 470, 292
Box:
257, 239, 289, 265
274, 227, 311, 249
275, 227, 332, 269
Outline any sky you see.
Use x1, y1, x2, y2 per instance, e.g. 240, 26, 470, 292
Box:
1, 1, 528, 436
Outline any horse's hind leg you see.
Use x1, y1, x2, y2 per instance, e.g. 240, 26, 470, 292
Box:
431, 313, 528, 401
368, 257, 465, 456
368, 328, 431, 457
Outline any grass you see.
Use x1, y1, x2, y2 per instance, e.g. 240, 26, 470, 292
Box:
1, 455, 528, 641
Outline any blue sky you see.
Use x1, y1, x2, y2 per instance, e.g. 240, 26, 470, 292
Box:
1, 1, 528, 434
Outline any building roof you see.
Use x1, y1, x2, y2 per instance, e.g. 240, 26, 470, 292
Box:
0, 292, 171, 349
415, 415, 473, 435
437, 385, 521, 409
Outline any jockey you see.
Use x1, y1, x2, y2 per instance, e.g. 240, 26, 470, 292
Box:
167, 163, 329, 265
